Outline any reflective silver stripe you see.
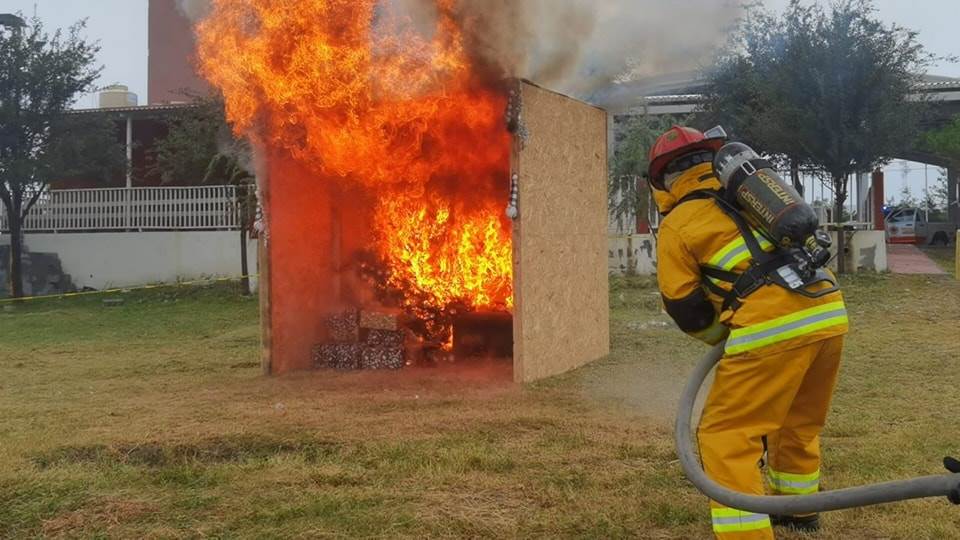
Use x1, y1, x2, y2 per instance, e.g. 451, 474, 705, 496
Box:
773, 478, 819, 489
713, 235, 773, 270
712, 514, 770, 526
714, 243, 750, 270
726, 308, 847, 349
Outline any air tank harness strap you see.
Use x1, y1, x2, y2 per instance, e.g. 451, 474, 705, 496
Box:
674, 189, 794, 313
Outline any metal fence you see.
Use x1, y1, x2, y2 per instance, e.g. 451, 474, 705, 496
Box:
0, 186, 239, 232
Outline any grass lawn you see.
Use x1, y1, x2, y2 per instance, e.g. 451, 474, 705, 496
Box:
1, 274, 958, 539
920, 244, 958, 278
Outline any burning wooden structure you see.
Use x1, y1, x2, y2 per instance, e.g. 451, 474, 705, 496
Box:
193, 3, 609, 382
256, 81, 608, 382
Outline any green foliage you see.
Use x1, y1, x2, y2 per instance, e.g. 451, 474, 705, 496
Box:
897, 184, 919, 208
706, 0, 932, 179
0, 16, 125, 296
703, 0, 934, 270
151, 95, 257, 293
609, 113, 690, 231
150, 97, 235, 185
925, 115, 960, 165
0, 16, 124, 208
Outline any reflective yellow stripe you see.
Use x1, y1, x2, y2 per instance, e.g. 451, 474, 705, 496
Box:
768, 469, 820, 494
711, 508, 772, 533
708, 230, 775, 271
726, 301, 848, 355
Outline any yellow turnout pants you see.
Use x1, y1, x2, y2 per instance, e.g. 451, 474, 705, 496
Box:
698, 335, 844, 539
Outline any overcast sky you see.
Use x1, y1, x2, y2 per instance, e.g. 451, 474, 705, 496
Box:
3, 0, 956, 204
2, 0, 957, 106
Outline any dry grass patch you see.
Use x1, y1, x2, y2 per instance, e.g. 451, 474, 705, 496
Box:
0, 277, 958, 538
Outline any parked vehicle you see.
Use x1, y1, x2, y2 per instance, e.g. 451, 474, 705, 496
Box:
885, 207, 955, 245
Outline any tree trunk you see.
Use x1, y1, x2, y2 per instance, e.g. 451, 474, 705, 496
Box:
7, 201, 25, 298
239, 225, 250, 296
790, 160, 803, 197
833, 174, 847, 274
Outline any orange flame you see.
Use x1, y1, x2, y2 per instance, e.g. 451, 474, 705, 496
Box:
196, 0, 513, 315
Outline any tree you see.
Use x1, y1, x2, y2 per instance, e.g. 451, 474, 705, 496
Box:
897, 184, 918, 208
703, 0, 934, 272
0, 16, 124, 297
609, 113, 691, 232
925, 115, 960, 165
924, 115, 960, 224
150, 97, 257, 295
921, 174, 949, 222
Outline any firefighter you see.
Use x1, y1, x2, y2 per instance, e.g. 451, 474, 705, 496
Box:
648, 126, 849, 539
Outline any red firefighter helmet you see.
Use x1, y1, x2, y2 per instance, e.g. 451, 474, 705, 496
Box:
648, 126, 726, 189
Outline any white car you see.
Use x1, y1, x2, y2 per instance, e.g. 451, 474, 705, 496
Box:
885, 207, 954, 245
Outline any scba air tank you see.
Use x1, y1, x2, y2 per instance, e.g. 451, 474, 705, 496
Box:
712, 142, 820, 249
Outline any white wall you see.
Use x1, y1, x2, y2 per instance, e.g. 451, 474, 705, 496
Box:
2, 231, 258, 291
610, 230, 889, 276
828, 230, 888, 273
609, 234, 657, 275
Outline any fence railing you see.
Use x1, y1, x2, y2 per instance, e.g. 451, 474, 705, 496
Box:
0, 186, 239, 232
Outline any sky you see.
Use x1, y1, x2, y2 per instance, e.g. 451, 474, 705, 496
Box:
3, 0, 957, 104
3, 0, 148, 108
2, 0, 957, 205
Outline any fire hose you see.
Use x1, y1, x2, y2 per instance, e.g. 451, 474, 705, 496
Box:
675, 342, 960, 515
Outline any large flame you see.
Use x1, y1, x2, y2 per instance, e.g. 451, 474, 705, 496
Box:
196, 0, 513, 318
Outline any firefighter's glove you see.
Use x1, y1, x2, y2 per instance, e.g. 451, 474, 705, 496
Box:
692, 320, 730, 346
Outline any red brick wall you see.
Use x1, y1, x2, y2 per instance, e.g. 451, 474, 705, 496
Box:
148, 0, 209, 104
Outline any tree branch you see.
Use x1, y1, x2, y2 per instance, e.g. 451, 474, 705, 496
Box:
20, 185, 46, 218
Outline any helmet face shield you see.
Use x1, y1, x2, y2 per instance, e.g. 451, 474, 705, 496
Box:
703, 125, 728, 140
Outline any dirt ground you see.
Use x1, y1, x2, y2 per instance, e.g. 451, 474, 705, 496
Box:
0, 272, 958, 538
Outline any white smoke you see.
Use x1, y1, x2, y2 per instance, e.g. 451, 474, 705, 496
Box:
184, 0, 741, 106
450, 0, 743, 103
176, 0, 211, 22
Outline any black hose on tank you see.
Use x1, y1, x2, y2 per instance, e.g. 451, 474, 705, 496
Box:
675, 343, 960, 515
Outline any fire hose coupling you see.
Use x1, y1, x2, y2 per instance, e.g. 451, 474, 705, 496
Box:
505, 173, 519, 220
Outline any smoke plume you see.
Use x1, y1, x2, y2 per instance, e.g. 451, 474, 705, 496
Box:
180, 0, 741, 106
415, 0, 744, 104
176, 0, 211, 22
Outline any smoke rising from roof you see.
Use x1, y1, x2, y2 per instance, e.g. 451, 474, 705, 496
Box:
176, 0, 211, 22
179, 0, 740, 107
424, 0, 743, 105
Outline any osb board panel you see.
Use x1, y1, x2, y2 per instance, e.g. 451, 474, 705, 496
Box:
264, 158, 337, 374
513, 81, 610, 383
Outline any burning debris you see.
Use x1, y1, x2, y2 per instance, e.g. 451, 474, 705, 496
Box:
359, 309, 402, 332
360, 346, 406, 370
197, 0, 515, 363
314, 343, 363, 371
366, 329, 404, 349
314, 305, 507, 371
314, 308, 406, 371
191, 2, 610, 380
326, 309, 361, 343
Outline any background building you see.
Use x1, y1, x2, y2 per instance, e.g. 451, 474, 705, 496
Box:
148, 0, 208, 104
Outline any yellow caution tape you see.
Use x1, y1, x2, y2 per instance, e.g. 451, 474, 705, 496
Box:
0, 274, 260, 305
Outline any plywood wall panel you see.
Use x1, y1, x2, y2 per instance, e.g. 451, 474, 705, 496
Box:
264, 158, 337, 374
512, 81, 610, 383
